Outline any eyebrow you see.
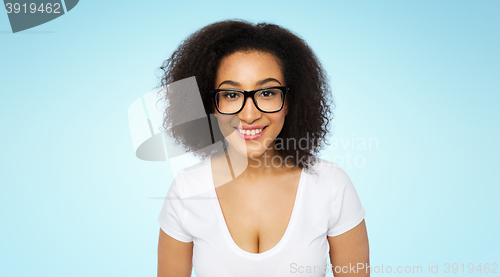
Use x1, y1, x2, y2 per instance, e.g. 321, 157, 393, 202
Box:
217, 78, 283, 89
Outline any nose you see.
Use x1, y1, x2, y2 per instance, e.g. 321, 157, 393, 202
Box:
238, 97, 261, 123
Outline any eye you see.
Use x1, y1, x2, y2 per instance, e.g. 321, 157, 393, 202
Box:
221, 91, 240, 99
257, 89, 278, 99
261, 90, 275, 97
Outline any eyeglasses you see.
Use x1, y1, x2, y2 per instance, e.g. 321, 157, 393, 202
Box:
211, 86, 289, 115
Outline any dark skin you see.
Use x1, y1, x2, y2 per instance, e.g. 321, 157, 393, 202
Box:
158, 51, 369, 276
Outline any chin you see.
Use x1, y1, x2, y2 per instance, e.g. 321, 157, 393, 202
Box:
246, 148, 267, 159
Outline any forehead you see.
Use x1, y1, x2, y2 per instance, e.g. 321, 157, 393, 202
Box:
215, 51, 285, 87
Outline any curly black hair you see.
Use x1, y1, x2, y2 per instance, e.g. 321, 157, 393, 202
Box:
158, 19, 333, 171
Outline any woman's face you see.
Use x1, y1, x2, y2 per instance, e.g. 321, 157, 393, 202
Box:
214, 51, 287, 159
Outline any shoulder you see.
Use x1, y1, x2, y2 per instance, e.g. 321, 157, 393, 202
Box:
307, 158, 352, 185
172, 157, 212, 199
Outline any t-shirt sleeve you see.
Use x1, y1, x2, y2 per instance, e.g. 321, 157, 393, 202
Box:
158, 179, 193, 243
327, 165, 366, 237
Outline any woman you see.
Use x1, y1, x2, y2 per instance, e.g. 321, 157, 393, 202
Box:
157, 20, 369, 277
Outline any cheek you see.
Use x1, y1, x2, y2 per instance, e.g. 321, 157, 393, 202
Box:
266, 112, 287, 137
271, 111, 287, 126
215, 114, 238, 134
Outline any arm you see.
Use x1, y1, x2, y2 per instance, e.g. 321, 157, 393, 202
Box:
328, 220, 369, 277
157, 229, 194, 277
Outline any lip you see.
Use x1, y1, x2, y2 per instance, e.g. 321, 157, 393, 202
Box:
234, 125, 268, 140
237, 125, 268, 130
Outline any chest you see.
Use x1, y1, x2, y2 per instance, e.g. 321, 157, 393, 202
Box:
213, 171, 302, 254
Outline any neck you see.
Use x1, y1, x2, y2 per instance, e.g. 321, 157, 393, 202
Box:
222, 140, 292, 179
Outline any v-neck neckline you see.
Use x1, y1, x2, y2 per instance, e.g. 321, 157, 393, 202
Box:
208, 156, 306, 259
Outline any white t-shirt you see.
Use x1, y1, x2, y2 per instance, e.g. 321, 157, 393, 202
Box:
158, 157, 366, 277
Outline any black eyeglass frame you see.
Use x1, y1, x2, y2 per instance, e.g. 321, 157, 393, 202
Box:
210, 86, 289, 115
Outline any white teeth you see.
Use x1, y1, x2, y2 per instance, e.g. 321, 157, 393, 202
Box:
237, 128, 263, 135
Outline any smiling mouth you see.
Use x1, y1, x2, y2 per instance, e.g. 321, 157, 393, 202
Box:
234, 125, 268, 136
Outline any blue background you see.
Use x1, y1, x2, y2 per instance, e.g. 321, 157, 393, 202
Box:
1, 0, 498, 276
